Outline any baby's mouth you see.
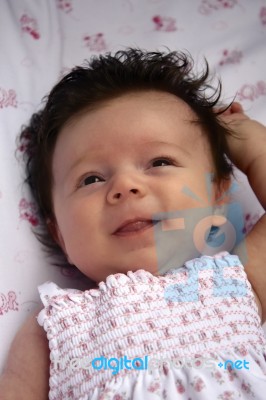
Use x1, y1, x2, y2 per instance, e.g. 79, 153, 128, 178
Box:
114, 219, 159, 236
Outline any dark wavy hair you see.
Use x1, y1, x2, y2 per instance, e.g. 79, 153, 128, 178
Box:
17, 47, 236, 270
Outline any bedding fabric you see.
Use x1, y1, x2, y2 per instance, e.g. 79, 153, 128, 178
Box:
0, 0, 266, 373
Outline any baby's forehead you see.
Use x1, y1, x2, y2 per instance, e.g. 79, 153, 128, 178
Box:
72, 90, 198, 131
70, 90, 199, 136
60, 90, 207, 154
101, 89, 196, 115
61, 91, 208, 156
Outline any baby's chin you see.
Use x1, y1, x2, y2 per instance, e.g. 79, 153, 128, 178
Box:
95, 263, 159, 284
88, 249, 174, 283
123, 253, 161, 275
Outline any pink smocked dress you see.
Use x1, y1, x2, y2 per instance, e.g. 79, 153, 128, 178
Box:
37, 251, 266, 399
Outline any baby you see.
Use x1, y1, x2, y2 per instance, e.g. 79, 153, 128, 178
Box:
1, 49, 266, 399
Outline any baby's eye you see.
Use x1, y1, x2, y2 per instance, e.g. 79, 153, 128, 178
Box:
79, 175, 104, 187
151, 157, 175, 167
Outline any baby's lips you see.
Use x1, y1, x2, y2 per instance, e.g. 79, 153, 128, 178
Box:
113, 218, 159, 234
116, 220, 153, 233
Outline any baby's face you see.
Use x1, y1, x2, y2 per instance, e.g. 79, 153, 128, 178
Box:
51, 91, 221, 283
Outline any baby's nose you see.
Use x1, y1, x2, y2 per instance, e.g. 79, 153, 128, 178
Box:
106, 173, 146, 204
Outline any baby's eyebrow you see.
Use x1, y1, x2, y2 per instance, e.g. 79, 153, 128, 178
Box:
143, 140, 191, 156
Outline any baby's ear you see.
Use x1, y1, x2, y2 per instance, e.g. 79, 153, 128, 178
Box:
46, 218, 73, 264
46, 217, 62, 246
213, 176, 232, 204
46, 218, 68, 256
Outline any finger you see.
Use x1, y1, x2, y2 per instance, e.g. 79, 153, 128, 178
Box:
230, 102, 244, 114
214, 102, 243, 116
